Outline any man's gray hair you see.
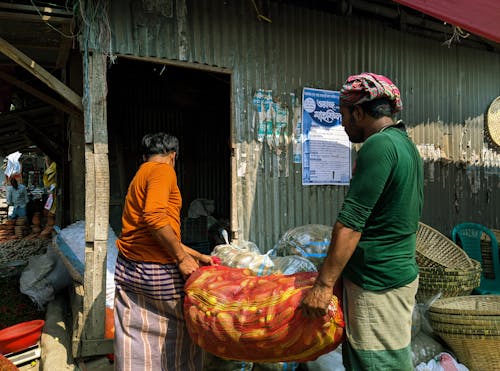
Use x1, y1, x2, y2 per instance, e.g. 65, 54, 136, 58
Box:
141, 132, 179, 157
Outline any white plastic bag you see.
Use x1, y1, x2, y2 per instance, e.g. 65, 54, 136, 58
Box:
211, 241, 275, 275
5, 151, 21, 177
415, 352, 469, 371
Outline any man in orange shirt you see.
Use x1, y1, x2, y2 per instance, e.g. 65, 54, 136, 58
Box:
114, 132, 215, 371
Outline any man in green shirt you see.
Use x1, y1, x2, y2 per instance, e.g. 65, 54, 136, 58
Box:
301, 73, 423, 370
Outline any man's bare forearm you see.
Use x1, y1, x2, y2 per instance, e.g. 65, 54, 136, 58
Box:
150, 224, 189, 263
316, 221, 361, 288
182, 243, 203, 260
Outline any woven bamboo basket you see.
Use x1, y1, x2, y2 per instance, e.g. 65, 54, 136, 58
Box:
428, 296, 500, 371
480, 228, 500, 279
429, 295, 500, 315
433, 332, 500, 370
416, 222, 473, 269
416, 283, 478, 304
416, 259, 481, 303
487, 95, 500, 147
429, 312, 500, 329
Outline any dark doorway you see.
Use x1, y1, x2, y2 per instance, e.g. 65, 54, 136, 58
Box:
107, 57, 231, 251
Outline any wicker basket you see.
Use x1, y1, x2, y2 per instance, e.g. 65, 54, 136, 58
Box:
416, 259, 481, 303
480, 228, 500, 279
434, 332, 500, 370
416, 222, 473, 269
429, 295, 500, 315
429, 312, 500, 329
487, 95, 500, 147
428, 296, 500, 371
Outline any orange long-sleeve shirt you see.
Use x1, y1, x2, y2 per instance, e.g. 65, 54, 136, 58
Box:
116, 161, 182, 264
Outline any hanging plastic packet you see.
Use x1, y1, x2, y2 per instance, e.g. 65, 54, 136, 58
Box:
264, 90, 275, 148
291, 95, 302, 164
253, 89, 265, 142
275, 105, 288, 149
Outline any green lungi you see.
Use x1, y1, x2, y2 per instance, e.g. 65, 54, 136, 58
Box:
342, 276, 419, 371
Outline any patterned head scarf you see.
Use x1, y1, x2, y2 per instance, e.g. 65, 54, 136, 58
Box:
340, 72, 402, 114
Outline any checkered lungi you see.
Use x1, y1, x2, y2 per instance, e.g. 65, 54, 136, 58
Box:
113, 254, 204, 371
342, 276, 419, 371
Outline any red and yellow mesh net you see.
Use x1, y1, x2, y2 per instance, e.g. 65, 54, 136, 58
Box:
184, 265, 344, 362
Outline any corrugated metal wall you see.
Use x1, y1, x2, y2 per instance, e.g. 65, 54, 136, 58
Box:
108, 0, 500, 249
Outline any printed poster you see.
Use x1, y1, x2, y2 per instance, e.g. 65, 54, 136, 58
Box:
302, 87, 351, 185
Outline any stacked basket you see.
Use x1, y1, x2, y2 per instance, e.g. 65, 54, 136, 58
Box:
416, 223, 482, 303
428, 295, 500, 370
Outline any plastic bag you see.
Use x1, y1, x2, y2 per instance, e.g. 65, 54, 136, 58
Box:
19, 246, 72, 310
415, 352, 469, 371
4, 151, 21, 177
411, 331, 445, 367
270, 255, 317, 274
58, 221, 119, 308
305, 344, 345, 371
412, 303, 422, 338
419, 293, 442, 337
212, 241, 275, 275
184, 266, 344, 363
273, 224, 332, 268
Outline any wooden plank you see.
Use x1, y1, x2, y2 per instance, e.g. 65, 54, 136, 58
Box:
82, 240, 107, 342
94, 153, 109, 241
0, 2, 73, 17
85, 145, 95, 242
0, 69, 81, 118
0, 11, 72, 23
117, 53, 231, 74
70, 283, 84, 358
84, 53, 108, 148
0, 36, 82, 111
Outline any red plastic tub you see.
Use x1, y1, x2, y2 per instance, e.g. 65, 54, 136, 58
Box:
0, 319, 45, 354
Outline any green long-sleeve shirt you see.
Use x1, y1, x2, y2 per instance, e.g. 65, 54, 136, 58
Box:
337, 126, 424, 290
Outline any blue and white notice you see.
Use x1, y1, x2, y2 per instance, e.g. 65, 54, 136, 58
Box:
302, 87, 351, 186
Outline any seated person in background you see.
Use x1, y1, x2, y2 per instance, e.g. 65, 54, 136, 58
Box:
7, 177, 28, 219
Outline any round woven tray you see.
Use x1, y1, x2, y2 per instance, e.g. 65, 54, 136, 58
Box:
416, 222, 473, 269
429, 312, 500, 329
419, 259, 482, 277
429, 295, 500, 316
416, 286, 475, 304
416, 259, 481, 303
487, 96, 500, 147
430, 322, 500, 336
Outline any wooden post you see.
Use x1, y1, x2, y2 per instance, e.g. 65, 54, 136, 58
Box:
77, 50, 112, 358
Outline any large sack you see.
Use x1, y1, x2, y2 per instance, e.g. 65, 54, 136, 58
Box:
184, 266, 344, 363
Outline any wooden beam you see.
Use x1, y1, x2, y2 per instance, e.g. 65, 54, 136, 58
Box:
0, 70, 82, 118
0, 11, 72, 23
0, 36, 83, 111
6, 44, 59, 51
0, 2, 73, 17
